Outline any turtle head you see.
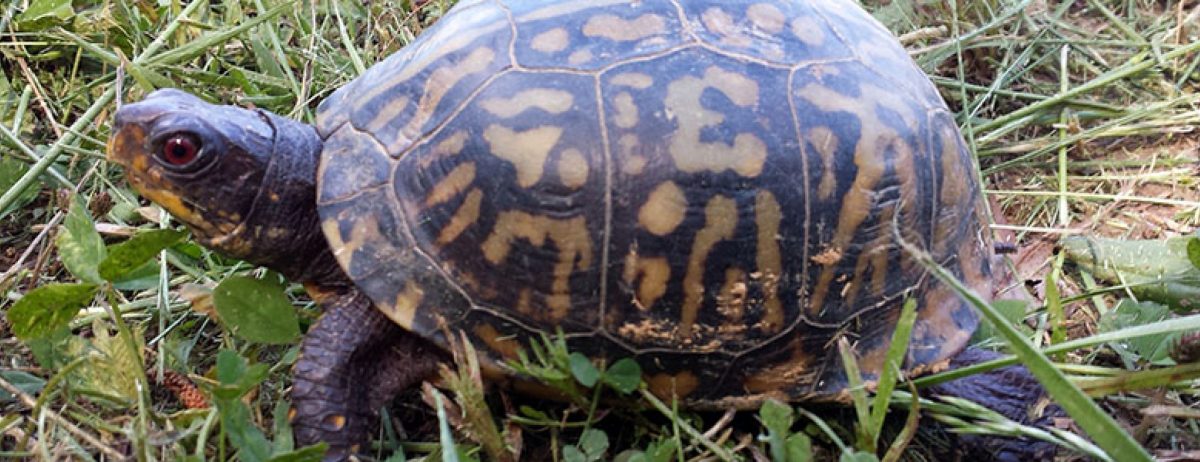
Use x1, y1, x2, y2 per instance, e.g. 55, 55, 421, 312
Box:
109, 89, 341, 282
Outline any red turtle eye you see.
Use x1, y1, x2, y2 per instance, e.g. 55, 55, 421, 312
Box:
160, 134, 201, 166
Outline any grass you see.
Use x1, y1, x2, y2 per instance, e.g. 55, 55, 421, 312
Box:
1, 0, 1199, 460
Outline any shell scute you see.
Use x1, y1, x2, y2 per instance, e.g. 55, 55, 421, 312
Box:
599, 48, 804, 355
807, 0, 945, 108
316, 124, 391, 205
915, 283, 981, 361
789, 59, 941, 326
510, 0, 688, 70
928, 111, 985, 259
317, 0, 512, 154
320, 188, 469, 347
392, 70, 607, 332
679, 0, 853, 65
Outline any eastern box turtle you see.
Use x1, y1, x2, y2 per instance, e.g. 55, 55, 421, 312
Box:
108, 0, 1056, 459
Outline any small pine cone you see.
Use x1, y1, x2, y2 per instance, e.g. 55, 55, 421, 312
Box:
178, 387, 209, 410
162, 370, 209, 409
1172, 331, 1200, 364
88, 191, 113, 218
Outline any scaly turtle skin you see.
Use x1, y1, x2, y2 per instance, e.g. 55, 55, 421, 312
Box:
108, 0, 1058, 460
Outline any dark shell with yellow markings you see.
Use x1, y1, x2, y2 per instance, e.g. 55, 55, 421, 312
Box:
314, 0, 993, 405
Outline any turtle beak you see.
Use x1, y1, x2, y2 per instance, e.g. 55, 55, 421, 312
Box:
106, 112, 145, 168
108, 89, 202, 166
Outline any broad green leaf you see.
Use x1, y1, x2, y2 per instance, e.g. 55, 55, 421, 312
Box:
970, 299, 1029, 343
1099, 300, 1178, 364
217, 387, 272, 462
759, 398, 793, 432
81, 322, 143, 403
786, 433, 813, 462
99, 228, 185, 281
565, 430, 609, 462
108, 198, 141, 223
760, 399, 795, 462
601, 358, 641, 394
1063, 235, 1200, 313
569, 353, 600, 387
213, 276, 301, 344
214, 350, 270, 399
7, 283, 98, 340
563, 446, 586, 462
56, 197, 106, 284
26, 326, 74, 370
648, 440, 679, 462
109, 260, 162, 291
15, 0, 74, 31
216, 350, 248, 386
578, 428, 609, 458
0, 370, 46, 401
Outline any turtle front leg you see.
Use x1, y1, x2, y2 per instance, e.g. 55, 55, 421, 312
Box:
928, 347, 1065, 461
291, 289, 443, 460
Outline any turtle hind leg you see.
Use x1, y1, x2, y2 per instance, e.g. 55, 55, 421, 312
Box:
291, 289, 442, 461
926, 347, 1065, 461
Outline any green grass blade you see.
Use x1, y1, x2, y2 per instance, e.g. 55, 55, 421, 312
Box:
915, 313, 1200, 386
1075, 362, 1200, 396
975, 38, 1200, 137
1045, 254, 1068, 355
794, 407, 849, 453
868, 297, 917, 442
331, 0, 367, 76
145, 2, 296, 66
432, 388, 461, 462
638, 389, 734, 461
879, 383, 919, 462
836, 337, 874, 452
0, 122, 71, 187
